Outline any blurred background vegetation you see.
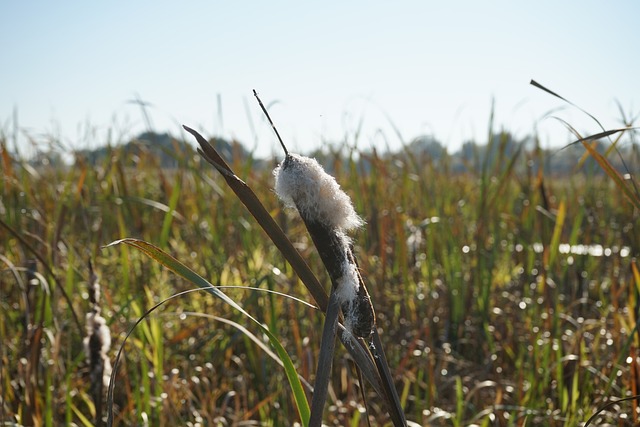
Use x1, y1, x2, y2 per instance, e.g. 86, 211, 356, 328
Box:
1, 116, 639, 425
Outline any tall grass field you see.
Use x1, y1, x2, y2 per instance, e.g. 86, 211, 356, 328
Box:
1, 102, 639, 426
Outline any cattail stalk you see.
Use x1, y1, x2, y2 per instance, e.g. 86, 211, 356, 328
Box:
84, 260, 112, 426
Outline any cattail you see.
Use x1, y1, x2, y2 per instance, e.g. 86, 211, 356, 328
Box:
252, 88, 375, 339
85, 310, 113, 387
84, 260, 112, 424
274, 154, 364, 232
273, 153, 376, 339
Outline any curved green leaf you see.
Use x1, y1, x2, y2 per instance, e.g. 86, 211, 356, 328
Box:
105, 238, 311, 426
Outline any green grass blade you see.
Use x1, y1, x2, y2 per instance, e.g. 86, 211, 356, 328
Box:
71, 403, 95, 427
104, 238, 311, 426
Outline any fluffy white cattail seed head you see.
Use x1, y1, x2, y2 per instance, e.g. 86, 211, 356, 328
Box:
274, 154, 364, 231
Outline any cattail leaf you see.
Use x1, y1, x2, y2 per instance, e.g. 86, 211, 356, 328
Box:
369, 329, 406, 424
122, 196, 186, 220
105, 238, 311, 426
547, 116, 639, 209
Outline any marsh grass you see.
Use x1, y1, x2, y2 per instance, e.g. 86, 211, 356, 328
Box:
0, 100, 639, 425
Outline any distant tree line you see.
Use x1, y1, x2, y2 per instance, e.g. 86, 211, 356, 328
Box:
22, 130, 640, 176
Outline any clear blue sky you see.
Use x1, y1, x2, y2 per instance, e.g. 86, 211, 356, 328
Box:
2, 1, 639, 158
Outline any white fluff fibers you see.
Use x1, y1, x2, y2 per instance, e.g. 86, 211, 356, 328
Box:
335, 260, 360, 304
274, 154, 364, 231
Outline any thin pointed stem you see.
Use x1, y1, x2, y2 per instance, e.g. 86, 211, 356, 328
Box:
253, 89, 289, 156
